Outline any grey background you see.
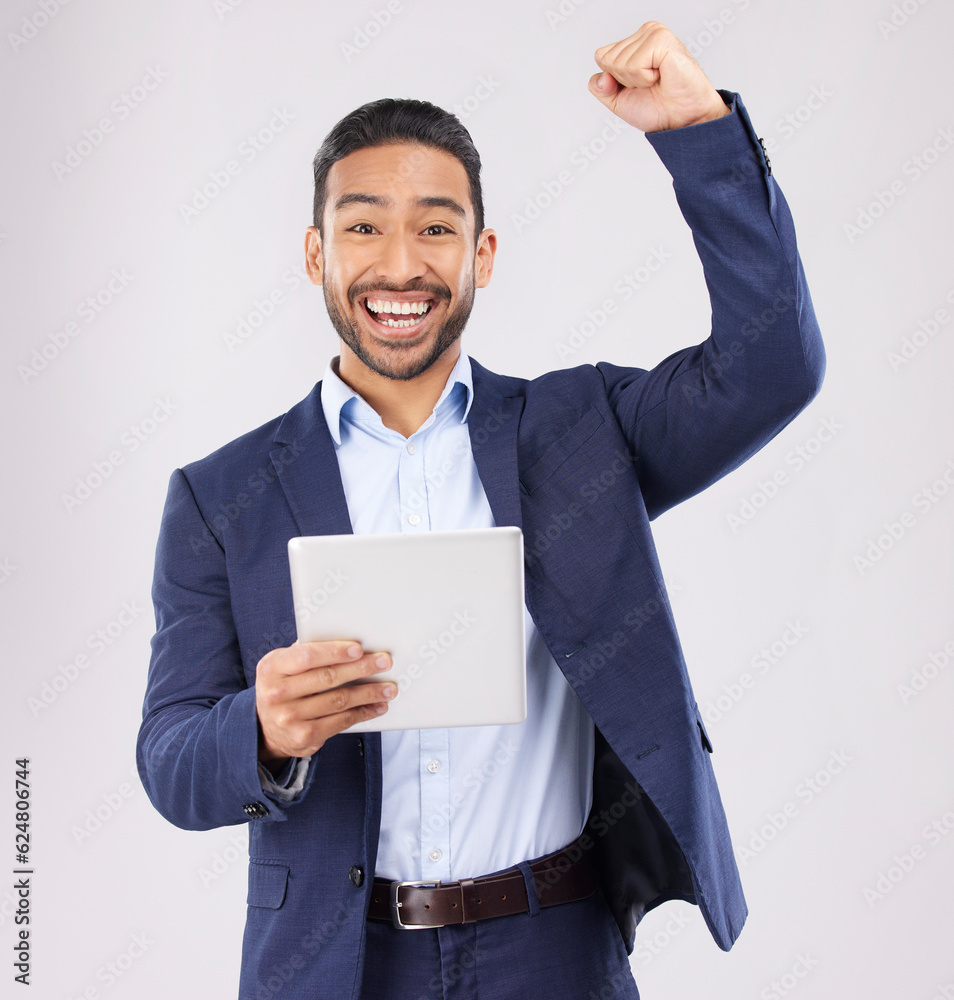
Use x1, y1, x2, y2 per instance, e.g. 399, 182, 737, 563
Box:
2, 0, 953, 996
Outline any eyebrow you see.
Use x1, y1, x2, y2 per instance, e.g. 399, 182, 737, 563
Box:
333, 192, 467, 219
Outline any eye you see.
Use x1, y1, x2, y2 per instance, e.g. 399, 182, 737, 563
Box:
347, 223, 377, 235
423, 224, 453, 236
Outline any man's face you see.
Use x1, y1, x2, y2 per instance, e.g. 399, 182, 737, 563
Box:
305, 142, 496, 381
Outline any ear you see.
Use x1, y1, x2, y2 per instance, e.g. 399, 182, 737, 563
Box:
304, 226, 324, 286
474, 228, 497, 289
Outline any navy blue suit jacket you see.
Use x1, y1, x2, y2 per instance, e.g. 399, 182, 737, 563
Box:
138, 92, 825, 999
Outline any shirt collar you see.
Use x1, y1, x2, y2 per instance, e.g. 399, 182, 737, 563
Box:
320, 350, 475, 445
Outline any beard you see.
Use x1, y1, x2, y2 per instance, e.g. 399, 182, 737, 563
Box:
323, 277, 475, 382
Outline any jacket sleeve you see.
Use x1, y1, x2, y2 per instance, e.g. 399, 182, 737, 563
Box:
597, 90, 826, 520
136, 468, 310, 830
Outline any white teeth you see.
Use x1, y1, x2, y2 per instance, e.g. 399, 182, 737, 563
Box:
366, 298, 430, 316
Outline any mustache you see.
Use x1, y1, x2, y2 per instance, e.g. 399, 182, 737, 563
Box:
349, 281, 451, 303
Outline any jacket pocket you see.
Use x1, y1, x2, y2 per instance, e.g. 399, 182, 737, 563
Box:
696, 716, 714, 754
247, 859, 290, 909
520, 405, 605, 494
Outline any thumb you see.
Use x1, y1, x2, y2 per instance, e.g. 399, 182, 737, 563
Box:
588, 71, 621, 111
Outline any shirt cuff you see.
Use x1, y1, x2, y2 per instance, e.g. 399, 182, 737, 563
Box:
257, 756, 312, 802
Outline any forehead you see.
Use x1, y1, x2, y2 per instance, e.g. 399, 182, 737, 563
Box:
325, 142, 472, 220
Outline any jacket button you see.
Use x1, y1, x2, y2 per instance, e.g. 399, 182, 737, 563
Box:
242, 801, 269, 819
349, 865, 364, 887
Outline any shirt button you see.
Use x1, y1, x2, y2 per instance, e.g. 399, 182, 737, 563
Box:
426, 759, 441, 773
349, 865, 364, 887
407, 442, 416, 454
428, 849, 442, 862
408, 513, 421, 526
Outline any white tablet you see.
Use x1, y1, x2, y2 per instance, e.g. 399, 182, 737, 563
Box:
286, 527, 527, 732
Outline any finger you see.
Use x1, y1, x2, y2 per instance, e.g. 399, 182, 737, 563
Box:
260, 650, 393, 706
595, 42, 662, 90
300, 678, 398, 723
295, 699, 394, 755
317, 699, 393, 740
262, 639, 365, 678
594, 23, 670, 90
305, 651, 393, 697
588, 71, 621, 98
587, 71, 622, 114
594, 19, 661, 64
267, 697, 393, 759
594, 22, 661, 66
594, 36, 647, 72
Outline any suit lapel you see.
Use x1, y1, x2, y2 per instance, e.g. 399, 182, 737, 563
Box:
270, 382, 354, 538
468, 358, 524, 531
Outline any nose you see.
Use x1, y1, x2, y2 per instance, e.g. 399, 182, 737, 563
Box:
373, 231, 426, 286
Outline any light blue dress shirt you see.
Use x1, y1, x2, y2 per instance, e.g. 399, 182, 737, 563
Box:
289, 348, 594, 882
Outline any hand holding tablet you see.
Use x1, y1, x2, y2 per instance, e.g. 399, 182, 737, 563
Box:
255, 639, 398, 764
285, 527, 527, 735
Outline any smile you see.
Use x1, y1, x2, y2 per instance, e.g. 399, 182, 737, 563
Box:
362, 296, 435, 330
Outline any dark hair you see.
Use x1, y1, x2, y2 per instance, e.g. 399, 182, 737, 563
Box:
312, 98, 484, 244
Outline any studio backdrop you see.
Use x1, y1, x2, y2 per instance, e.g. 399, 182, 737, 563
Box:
2, 1, 952, 997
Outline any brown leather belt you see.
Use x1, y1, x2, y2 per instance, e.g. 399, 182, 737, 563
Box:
367, 839, 598, 929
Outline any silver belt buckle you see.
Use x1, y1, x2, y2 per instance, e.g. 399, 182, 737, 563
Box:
390, 880, 443, 930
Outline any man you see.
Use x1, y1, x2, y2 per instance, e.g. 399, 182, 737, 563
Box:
138, 21, 824, 1000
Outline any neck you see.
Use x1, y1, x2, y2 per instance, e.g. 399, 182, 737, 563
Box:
335, 345, 461, 438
